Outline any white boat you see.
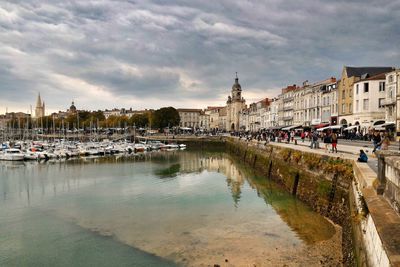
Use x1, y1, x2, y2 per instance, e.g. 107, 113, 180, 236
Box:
179, 144, 186, 149
0, 149, 25, 161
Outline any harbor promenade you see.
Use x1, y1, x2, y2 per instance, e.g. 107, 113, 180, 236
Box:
235, 137, 400, 267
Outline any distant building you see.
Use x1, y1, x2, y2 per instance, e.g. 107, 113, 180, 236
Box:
338, 66, 394, 126
35, 93, 45, 118
226, 74, 246, 131
0, 112, 31, 128
384, 70, 400, 130
205, 106, 224, 130
68, 101, 77, 114
177, 108, 202, 128
351, 72, 389, 133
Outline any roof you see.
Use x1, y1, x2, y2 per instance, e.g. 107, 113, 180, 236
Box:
345, 66, 394, 78
206, 106, 224, 110
360, 72, 387, 81
177, 108, 202, 113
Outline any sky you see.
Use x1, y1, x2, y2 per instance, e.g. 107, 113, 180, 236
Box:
0, 0, 399, 114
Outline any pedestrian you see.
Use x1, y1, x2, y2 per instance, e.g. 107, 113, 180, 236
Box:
381, 134, 390, 150
323, 131, 331, 152
372, 132, 382, 152
358, 150, 368, 162
310, 131, 318, 149
301, 131, 305, 142
331, 132, 338, 153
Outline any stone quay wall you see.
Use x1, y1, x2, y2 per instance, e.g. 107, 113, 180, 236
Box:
224, 137, 400, 267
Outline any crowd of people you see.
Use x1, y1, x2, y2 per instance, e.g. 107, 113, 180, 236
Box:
233, 128, 392, 162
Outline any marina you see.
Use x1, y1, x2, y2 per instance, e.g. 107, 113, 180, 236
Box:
0, 139, 187, 161
0, 148, 341, 266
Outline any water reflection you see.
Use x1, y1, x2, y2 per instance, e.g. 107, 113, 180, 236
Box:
0, 150, 337, 266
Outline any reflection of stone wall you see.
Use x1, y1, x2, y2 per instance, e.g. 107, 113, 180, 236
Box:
225, 138, 353, 225
383, 156, 400, 214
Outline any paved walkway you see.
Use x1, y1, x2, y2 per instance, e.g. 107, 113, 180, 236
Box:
267, 138, 379, 174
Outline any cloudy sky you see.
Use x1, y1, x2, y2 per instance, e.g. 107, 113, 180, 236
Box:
1, 0, 399, 114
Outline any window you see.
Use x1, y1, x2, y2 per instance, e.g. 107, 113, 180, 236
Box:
379, 82, 385, 92
356, 84, 359, 94
364, 83, 369, 93
349, 88, 352, 97
342, 90, 345, 99
342, 104, 346, 113
389, 75, 393, 83
379, 98, 385, 108
363, 99, 369, 110
349, 103, 352, 112
356, 100, 359, 111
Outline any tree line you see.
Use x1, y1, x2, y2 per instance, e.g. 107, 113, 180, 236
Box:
4, 107, 181, 131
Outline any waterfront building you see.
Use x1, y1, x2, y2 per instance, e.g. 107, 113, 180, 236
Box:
35, 93, 45, 118
384, 70, 400, 139
280, 85, 297, 126
177, 108, 202, 128
338, 66, 394, 126
218, 107, 227, 130
226, 75, 246, 131
351, 72, 388, 133
199, 111, 210, 130
205, 106, 224, 130
267, 98, 279, 128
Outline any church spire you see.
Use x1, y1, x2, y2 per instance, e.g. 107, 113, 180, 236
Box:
36, 92, 42, 108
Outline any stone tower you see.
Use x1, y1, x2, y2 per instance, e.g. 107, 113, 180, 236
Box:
226, 73, 246, 131
35, 92, 45, 118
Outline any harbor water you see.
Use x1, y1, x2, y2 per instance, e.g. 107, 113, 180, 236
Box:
0, 149, 341, 266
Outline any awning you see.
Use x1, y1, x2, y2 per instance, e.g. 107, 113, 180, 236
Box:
329, 125, 343, 130
372, 122, 394, 130
343, 125, 357, 131
374, 126, 386, 131
314, 123, 330, 129
281, 125, 302, 131
267, 126, 282, 130
380, 122, 395, 127
317, 126, 330, 131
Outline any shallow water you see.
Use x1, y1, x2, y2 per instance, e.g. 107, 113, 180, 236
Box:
0, 150, 339, 266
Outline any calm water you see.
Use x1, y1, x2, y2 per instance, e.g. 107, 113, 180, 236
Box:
0, 149, 337, 266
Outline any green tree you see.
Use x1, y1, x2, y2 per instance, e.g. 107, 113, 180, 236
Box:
128, 113, 149, 128
151, 107, 180, 129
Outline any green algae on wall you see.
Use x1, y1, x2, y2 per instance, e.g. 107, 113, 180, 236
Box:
225, 139, 354, 225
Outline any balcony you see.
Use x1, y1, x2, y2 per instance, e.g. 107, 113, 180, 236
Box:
382, 98, 396, 106
283, 106, 293, 111
283, 116, 293, 121
283, 97, 294, 103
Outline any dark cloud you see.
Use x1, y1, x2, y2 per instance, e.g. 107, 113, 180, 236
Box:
0, 0, 399, 112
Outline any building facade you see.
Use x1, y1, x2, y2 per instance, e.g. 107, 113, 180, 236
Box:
352, 73, 387, 133
338, 66, 394, 126
177, 109, 202, 128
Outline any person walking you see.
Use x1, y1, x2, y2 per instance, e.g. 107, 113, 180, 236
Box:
310, 131, 318, 149
323, 131, 331, 152
331, 132, 338, 153
300, 131, 305, 142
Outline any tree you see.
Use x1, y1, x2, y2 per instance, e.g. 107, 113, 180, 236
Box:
128, 113, 149, 128
151, 107, 180, 130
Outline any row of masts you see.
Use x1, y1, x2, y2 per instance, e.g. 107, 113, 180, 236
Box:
0, 116, 140, 143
